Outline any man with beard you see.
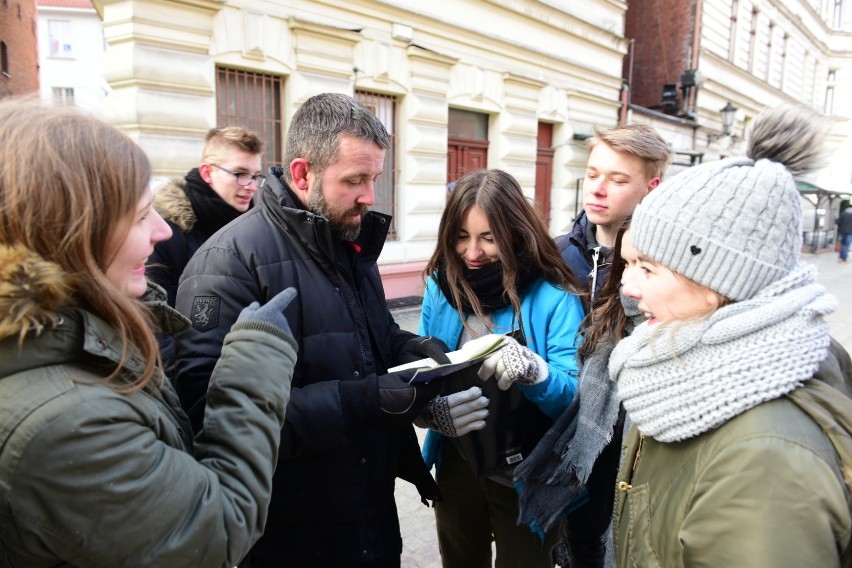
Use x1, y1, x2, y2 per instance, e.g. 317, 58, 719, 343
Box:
173, 93, 451, 567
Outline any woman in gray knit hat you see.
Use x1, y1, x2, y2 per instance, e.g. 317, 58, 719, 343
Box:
610, 103, 852, 567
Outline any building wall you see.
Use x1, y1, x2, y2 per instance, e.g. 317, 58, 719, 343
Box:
624, 0, 696, 112
0, 0, 40, 98
37, 1, 108, 114
88, 0, 852, 297
697, 0, 852, 177
625, 0, 852, 195
90, 0, 630, 298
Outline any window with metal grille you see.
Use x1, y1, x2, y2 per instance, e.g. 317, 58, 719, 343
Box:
216, 67, 283, 169
355, 91, 398, 240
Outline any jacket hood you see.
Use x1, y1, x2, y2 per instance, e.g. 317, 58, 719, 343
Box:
0, 244, 188, 346
154, 177, 196, 232
0, 244, 73, 343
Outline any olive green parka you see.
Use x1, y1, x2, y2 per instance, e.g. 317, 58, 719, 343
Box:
0, 244, 297, 567
614, 353, 852, 568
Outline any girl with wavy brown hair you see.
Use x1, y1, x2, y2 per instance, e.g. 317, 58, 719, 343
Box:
0, 98, 298, 567
417, 168, 586, 567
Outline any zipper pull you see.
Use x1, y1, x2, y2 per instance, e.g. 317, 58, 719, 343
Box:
589, 246, 601, 303
632, 433, 644, 472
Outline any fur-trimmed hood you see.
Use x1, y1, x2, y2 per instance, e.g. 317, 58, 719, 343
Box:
0, 244, 187, 345
0, 244, 73, 343
154, 177, 196, 232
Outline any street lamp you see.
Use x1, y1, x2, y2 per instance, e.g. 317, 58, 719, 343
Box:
707, 101, 739, 143
719, 101, 738, 136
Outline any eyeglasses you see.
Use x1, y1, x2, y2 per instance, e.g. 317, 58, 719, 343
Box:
210, 163, 266, 186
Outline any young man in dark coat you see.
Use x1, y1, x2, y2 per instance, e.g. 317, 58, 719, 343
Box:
174, 93, 451, 568
551, 123, 672, 567
148, 126, 264, 307
557, 124, 671, 301
838, 204, 852, 263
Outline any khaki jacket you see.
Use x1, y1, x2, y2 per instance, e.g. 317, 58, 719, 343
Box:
614, 374, 852, 567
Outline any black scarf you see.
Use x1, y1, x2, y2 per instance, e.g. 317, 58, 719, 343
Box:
435, 257, 540, 313
183, 168, 246, 239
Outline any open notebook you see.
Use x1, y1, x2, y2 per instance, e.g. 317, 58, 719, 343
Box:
388, 333, 509, 384
392, 331, 552, 479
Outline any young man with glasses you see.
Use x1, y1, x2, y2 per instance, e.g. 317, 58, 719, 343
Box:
148, 126, 264, 307
148, 127, 263, 377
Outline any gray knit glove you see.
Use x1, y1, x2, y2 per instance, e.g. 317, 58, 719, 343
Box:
235, 287, 296, 335
420, 386, 489, 437
477, 336, 548, 390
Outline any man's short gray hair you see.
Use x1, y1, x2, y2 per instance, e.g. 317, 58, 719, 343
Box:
281, 93, 390, 184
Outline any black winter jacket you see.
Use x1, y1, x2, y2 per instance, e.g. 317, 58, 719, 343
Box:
174, 169, 439, 566
148, 170, 243, 307
556, 211, 610, 299
839, 206, 852, 235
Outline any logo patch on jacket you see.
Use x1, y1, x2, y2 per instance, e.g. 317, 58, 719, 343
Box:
191, 296, 220, 331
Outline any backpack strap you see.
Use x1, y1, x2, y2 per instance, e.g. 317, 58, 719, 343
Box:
787, 380, 852, 490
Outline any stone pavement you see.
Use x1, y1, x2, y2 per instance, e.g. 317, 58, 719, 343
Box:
391, 307, 443, 568
390, 250, 852, 567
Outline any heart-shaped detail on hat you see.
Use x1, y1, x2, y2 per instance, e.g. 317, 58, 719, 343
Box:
690, 245, 702, 255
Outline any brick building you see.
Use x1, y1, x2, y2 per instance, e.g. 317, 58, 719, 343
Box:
623, 0, 852, 249
623, 0, 852, 169
0, 0, 39, 98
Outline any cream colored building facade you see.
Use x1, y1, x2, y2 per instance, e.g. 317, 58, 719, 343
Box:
91, 0, 852, 297
38, 0, 109, 115
91, 0, 629, 297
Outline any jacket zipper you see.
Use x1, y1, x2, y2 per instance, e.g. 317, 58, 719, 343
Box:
618, 433, 644, 492
589, 247, 600, 303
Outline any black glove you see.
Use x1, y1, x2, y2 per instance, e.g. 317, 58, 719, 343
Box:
378, 368, 442, 430
235, 287, 297, 335
398, 335, 452, 366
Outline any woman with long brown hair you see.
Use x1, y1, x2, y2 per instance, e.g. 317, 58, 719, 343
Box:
0, 98, 297, 567
417, 169, 586, 567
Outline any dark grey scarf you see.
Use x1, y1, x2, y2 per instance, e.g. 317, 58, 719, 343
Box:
183, 168, 245, 239
514, 291, 642, 533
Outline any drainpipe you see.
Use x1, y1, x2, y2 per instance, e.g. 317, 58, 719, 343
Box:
621, 38, 635, 124
688, 0, 703, 116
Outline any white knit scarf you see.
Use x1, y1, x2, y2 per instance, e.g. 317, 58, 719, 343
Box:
610, 262, 836, 443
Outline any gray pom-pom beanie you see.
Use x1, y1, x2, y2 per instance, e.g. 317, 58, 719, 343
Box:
630, 157, 802, 301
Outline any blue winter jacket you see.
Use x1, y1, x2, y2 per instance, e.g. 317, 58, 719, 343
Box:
419, 275, 584, 470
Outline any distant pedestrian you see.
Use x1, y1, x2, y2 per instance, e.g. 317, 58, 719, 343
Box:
838, 204, 852, 263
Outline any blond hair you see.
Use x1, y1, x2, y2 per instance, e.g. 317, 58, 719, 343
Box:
202, 126, 264, 164
589, 123, 673, 181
